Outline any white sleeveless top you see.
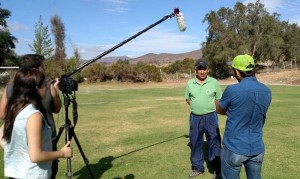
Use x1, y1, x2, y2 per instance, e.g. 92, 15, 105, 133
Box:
4, 104, 53, 179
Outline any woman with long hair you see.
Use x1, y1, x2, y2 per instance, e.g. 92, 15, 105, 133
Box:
3, 68, 72, 179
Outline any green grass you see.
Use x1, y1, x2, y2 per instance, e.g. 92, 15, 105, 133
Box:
0, 83, 299, 178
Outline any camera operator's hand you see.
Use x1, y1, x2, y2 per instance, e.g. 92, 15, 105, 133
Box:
50, 78, 62, 113
60, 141, 73, 158
51, 78, 60, 90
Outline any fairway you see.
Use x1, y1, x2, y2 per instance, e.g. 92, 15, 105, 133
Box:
0, 82, 299, 179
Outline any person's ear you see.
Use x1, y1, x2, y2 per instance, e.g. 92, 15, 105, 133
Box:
235, 69, 241, 78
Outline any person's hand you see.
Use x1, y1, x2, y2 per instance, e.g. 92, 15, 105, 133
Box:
60, 141, 73, 158
52, 78, 60, 90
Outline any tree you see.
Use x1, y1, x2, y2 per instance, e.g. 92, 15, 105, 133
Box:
163, 58, 195, 74
0, 3, 17, 65
108, 59, 136, 82
29, 15, 54, 58
280, 22, 300, 70
82, 62, 106, 83
50, 15, 66, 70
202, 0, 285, 77
134, 62, 162, 82
65, 47, 84, 82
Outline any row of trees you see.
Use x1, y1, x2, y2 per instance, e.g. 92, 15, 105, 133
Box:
82, 60, 162, 83
1, 0, 300, 82
202, 0, 300, 78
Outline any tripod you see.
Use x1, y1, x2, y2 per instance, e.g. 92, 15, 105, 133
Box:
54, 91, 95, 179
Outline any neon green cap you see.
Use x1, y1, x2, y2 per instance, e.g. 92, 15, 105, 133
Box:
231, 54, 255, 71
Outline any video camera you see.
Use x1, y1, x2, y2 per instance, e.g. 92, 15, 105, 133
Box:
59, 76, 78, 94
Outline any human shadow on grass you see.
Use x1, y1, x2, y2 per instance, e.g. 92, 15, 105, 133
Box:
72, 134, 188, 179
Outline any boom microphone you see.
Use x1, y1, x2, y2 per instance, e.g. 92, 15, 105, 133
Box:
174, 8, 187, 32
64, 8, 186, 78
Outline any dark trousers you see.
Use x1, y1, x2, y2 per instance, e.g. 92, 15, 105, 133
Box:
189, 112, 221, 173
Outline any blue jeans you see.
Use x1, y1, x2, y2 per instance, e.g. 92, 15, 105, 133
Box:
221, 146, 264, 179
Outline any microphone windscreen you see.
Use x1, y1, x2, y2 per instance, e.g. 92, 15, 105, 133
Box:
176, 12, 187, 32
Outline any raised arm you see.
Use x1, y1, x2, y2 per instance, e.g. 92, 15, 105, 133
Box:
50, 78, 62, 113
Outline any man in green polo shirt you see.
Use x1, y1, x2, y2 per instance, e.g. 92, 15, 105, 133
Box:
185, 59, 222, 178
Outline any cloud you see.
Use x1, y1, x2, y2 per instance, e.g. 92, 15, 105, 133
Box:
104, 7, 128, 13
71, 44, 109, 60
7, 21, 31, 32
122, 27, 200, 56
242, 0, 284, 13
75, 26, 200, 59
242, 0, 300, 25
102, 0, 129, 13
279, 1, 300, 25
103, 0, 128, 5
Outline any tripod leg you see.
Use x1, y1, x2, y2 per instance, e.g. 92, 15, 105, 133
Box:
66, 125, 73, 179
53, 124, 73, 178
53, 125, 65, 147
70, 126, 96, 179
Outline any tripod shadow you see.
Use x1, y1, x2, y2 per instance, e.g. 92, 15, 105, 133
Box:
72, 134, 188, 179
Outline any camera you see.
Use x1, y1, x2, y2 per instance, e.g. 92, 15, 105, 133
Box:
59, 76, 78, 94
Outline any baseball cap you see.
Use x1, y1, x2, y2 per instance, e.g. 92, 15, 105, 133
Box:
231, 54, 255, 71
195, 59, 208, 69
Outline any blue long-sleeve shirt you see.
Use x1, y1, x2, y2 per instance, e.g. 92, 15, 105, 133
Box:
219, 77, 272, 156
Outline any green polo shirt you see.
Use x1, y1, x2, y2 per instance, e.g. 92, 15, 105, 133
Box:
184, 76, 222, 115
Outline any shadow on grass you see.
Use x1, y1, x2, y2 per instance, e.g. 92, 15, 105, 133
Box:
72, 134, 188, 179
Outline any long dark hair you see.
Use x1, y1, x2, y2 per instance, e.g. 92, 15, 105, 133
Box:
3, 68, 47, 143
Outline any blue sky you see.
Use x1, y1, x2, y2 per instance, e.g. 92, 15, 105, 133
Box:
2, 0, 300, 60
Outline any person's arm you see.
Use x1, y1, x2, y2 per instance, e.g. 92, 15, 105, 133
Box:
27, 112, 72, 163
0, 87, 8, 120
215, 100, 226, 115
50, 78, 62, 113
184, 82, 191, 106
186, 99, 191, 106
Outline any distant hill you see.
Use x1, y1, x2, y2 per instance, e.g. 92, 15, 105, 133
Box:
130, 49, 202, 66
99, 49, 202, 66
99, 56, 129, 63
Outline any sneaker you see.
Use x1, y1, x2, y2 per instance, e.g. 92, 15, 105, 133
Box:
189, 170, 204, 178
212, 171, 222, 179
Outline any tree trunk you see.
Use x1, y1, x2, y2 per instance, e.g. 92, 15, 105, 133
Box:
283, 61, 286, 71
252, 42, 257, 57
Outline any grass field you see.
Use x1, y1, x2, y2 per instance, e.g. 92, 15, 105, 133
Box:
0, 82, 299, 179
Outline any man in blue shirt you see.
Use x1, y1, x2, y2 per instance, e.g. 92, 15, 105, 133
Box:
216, 54, 272, 179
